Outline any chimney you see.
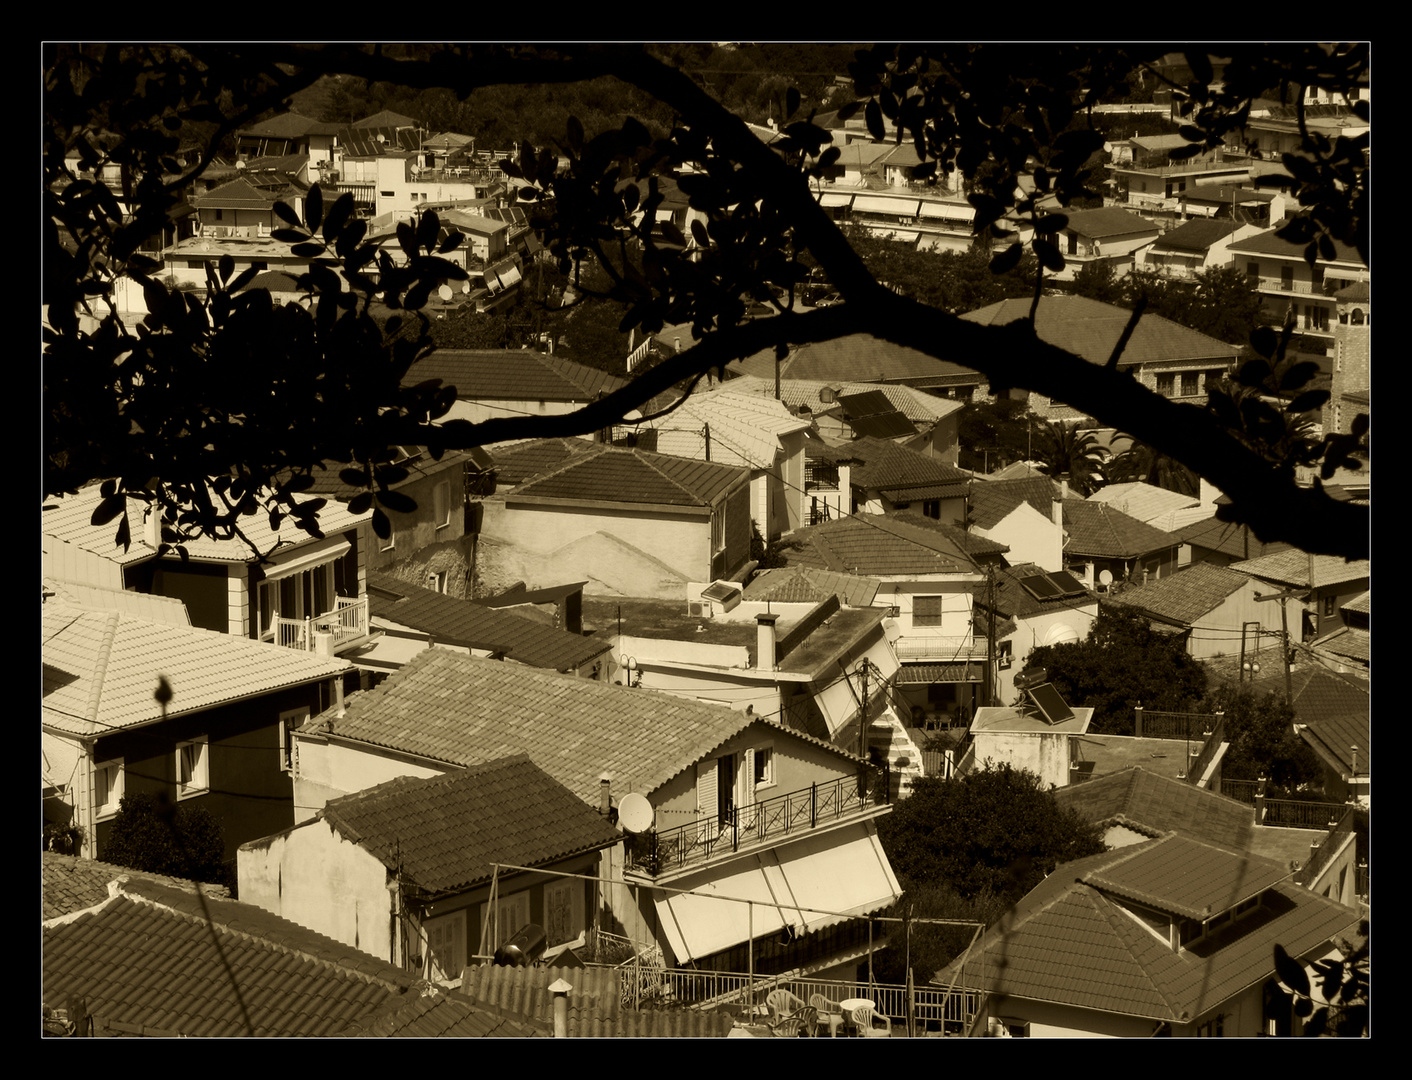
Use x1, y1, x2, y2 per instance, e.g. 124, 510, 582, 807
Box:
756, 613, 780, 672
548, 979, 572, 1038
144, 502, 161, 548
334, 677, 345, 719
599, 775, 611, 816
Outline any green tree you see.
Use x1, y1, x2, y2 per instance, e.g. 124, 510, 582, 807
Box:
44, 44, 1368, 561
1068, 259, 1125, 305
101, 792, 232, 888
1107, 436, 1200, 496
1036, 420, 1106, 495
877, 764, 1106, 903
1025, 604, 1209, 734
956, 399, 1036, 473
1202, 681, 1323, 790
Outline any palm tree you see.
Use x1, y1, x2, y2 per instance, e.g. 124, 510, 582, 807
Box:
1036, 421, 1106, 496
1108, 437, 1200, 497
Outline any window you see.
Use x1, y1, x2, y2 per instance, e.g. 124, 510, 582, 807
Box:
94, 758, 124, 820
913, 596, 944, 628
259, 561, 337, 640
711, 511, 725, 554
424, 910, 466, 982
433, 480, 451, 529
483, 890, 530, 951
1246, 262, 1260, 280
175, 737, 208, 799
1281, 265, 1294, 291
998, 641, 1013, 670
544, 878, 584, 947
1180, 372, 1199, 396
428, 570, 448, 594
1323, 594, 1336, 618
1156, 373, 1176, 397
214, 208, 223, 221
1307, 305, 1329, 332
278, 707, 309, 772
753, 745, 776, 789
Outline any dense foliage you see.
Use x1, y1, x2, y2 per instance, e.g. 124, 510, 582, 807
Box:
101, 792, 232, 888
1203, 681, 1323, 790
1025, 604, 1209, 733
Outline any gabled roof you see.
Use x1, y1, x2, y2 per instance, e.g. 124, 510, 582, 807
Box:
351, 109, 421, 130
1244, 667, 1369, 730
319, 755, 620, 896
43, 878, 423, 1037
42, 578, 191, 626
1228, 549, 1370, 590
403, 348, 628, 403
742, 566, 882, 608
1063, 499, 1179, 559
1150, 218, 1242, 253
1169, 516, 1293, 561
785, 514, 981, 578
962, 295, 1240, 368
336, 986, 546, 1038
307, 649, 841, 804
508, 445, 749, 510
1342, 590, 1369, 615
488, 437, 600, 487
1298, 712, 1370, 777
299, 447, 475, 501
728, 333, 975, 385
1061, 206, 1161, 240
42, 852, 230, 921
934, 836, 1361, 1023
192, 175, 284, 209
979, 562, 1098, 620
1088, 482, 1200, 525
967, 477, 1060, 529
368, 571, 608, 671
237, 111, 337, 139
643, 388, 811, 469
42, 599, 350, 738
43, 481, 370, 567
723, 373, 964, 425
883, 511, 1011, 559
1103, 562, 1253, 626
1054, 767, 1255, 851
1226, 227, 1365, 268
848, 437, 971, 498
1308, 626, 1370, 665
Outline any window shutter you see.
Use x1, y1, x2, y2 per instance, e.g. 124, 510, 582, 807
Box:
697, 760, 717, 841
739, 748, 756, 829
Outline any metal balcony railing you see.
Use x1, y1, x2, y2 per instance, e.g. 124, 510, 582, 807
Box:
894, 636, 987, 661
624, 765, 890, 877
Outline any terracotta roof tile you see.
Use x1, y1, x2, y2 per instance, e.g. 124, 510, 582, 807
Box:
742, 567, 882, 607
1062, 499, 1179, 559
1087, 482, 1200, 525
509, 445, 748, 508
1103, 562, 1251, 626
42, 852, 230, 921
404, 349, 628, 403
1056, 768, 1256, 851
786, 514, 980, 578
848, 437, 972, 496
1229, 549, 1370, 590
967, 477, 1059, 529
320, 755, 620, 895
1169, 516, 1294, 561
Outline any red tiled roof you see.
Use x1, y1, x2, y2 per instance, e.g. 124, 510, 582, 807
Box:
1103, 562, 1251, 626
848, 437, 972, 496
1226, 227, 1365, 267
786, 514, 980, 577
967, 477, 1059, 530
1228, 549, 1370, 590
489, 437, 600, 486
1298, 711, 1370, 777
337, 986, 547, 1037
1244, 667, 1368, 730
1054, 767, 1256, 851
962, 295, 1239, 368
368, 571, 609, 671
1169, 516, 1293, 561
884, 511, 1011, 558
728, 333, 975, 385
42, 852, 230, 922
1062, 206, 1161, 240
742, 566, 882, 607
509, 445, 748, 509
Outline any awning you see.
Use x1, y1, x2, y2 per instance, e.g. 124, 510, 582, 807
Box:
652, 823, 900, 962
853, 195, 920, 216
918, 201, 974, 222
819, 192, 854, 208
497, 265, 522, 289
864, 227, 919, 242
261, 536, 350, 583
897, 662, 985, 684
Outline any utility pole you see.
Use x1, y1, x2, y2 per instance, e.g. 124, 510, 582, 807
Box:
984, 565, 998, 709
858, 659, 871, 762
1254, 588, 1308, 704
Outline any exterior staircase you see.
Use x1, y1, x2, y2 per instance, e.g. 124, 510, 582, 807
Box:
866, 707, 926, 799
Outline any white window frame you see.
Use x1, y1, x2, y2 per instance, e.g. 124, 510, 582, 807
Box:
543, 878, 584, 947
278, 707, 309, 773
424, 909, 467, 983
433, 480, 451, 529
752, 743, 776, 790
483, 889, 531, 951
94, 758, 125, 821
711, 510, 726, 554
175, 737, 209, 800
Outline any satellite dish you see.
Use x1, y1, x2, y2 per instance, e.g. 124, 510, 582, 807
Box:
462, 281, 471, 294
618, 793, 654, 834
1098, 570, 1114, 585
881, 617, 902, 644
437, 284, 453, 302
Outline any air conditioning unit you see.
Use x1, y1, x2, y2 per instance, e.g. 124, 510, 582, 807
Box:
687, 601, 708, 618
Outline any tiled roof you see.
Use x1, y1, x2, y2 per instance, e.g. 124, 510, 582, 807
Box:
785, 514, 980, 578
403, 349, 628, 403
1298, 712, 1370, 776
488, 437, 600, 487
310, 649, 773, 803
643, 389, 810, 470
1341, 590, 1369, 615
1087, 482, 1200, 526
1054, 768, 1256, 851
509, 445, 748, 509
42, 578, 191, 626
192, 176, 282, 209
1335, 282, 1370, 302
238, 111, 331, 139
967, 477, 1058, 530
337, 986, 546, 1037
979, 562, 1098, 620
1169, 516, 1293, 561
1149, 219, 1242, 253
320, 755, 620, 895
1102, 562, 1251, 626
42, 599, 350, 738
1309, 626, 1370, 664
459, 963, 735, 1037
1228, 549, 1370, 590
368, 571, 609, 671
728, 333, 977, 385
723, 374, 964, 425
43, 878, 421, 1037
1062, 499, 1178, 559
962, 295, 1240, 368
42, 852, 230, 921
299, 448, 473, 501
878, 511, 1010, 558
1244, 667, 1368, 730
742, 566, 882, 607
848, 437, 972, 497
1227, 227, 1365, 267
934, 837, 1362, 1023
1062, 206, 1161, 239
43, 481, 370, 567
351, 109, 420, 129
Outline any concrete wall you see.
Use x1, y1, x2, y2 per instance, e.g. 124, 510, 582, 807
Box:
292, 733, 450, 824
1001, 604, 1098, 703
980, 503, 1063, 573
969, 730, 1073, 790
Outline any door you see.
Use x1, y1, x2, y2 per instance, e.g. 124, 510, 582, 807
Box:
717, 754, 736, 831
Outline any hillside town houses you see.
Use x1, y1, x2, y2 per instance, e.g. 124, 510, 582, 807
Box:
44, 48, 1367, 1038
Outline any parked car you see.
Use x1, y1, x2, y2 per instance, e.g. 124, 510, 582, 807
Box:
815, 292, 844, 307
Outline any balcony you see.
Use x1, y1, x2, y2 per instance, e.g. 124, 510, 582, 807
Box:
1253, 275, 1318, 296
623, 765, 890, 879
273, 596, 369, 654
893, 636, 987, 661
